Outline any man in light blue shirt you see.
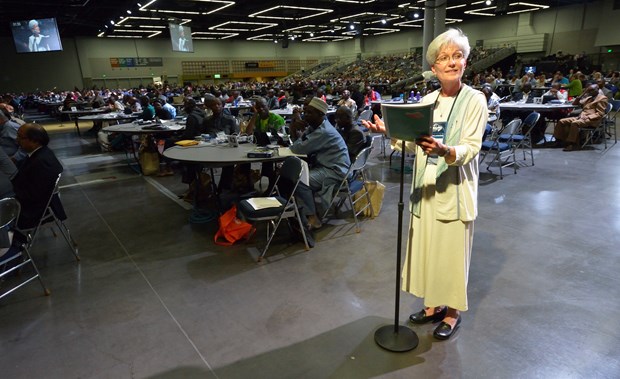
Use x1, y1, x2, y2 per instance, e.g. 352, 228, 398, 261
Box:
162, 101, 177, 119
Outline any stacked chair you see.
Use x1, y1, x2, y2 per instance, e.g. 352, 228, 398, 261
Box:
480, 118, 522, 179
322, 145, 375, 233
498, 111, 539, 166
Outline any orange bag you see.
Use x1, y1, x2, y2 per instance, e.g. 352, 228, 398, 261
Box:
214, 205, 255, 246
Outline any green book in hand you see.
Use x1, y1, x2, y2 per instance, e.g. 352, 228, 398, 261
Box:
381, 102, 434, 142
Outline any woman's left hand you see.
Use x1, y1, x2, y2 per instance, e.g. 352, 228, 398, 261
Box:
361, 114, 385, 133
416, 135, 446, 156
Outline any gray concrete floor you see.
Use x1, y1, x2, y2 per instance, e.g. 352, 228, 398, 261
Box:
1, 130, 619, 379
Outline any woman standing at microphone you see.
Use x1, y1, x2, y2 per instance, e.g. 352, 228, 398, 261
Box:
364, 28, 487, 340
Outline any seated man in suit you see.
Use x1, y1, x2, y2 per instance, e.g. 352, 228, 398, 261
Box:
553, 84, 609, 151
0, 123, 63, 261
289, 97, 350, 230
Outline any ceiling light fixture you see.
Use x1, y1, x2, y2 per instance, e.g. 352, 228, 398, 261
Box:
485, 0, 492, 5
138, 0, 156, 11
249, 5, 333, 20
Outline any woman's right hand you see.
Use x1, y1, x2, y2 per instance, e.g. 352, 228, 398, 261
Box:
361, 114, 386, 134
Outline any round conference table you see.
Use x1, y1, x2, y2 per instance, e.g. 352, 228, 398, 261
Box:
78, 112, 139, 131
163, 141, 303, 220
102, 119, 185, 134
499, 101, 575, 112
102, 120, 186, 174
499, 101, 577, 145
61, 108, 107, 136
163, 142, 299, 166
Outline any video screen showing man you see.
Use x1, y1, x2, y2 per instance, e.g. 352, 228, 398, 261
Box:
169, 24, 193, 53
11, 18, 63, 53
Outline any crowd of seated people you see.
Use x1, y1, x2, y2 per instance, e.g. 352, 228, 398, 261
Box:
4, 43, 619, 235
476, 62, 615, 149
6, 46, 614, 137
3, 44, 617, 246
4, 45, 520, 122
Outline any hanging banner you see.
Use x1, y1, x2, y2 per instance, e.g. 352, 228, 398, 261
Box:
110, 57, 163, 68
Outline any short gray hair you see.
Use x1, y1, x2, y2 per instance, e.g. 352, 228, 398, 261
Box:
254, 97, 268, 108
426, 28, 470, 66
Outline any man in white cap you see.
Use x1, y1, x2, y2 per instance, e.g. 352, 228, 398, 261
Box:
289, 97, 350, 230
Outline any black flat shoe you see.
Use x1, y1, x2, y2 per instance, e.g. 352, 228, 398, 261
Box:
433, 316, 461, 340
409, 307, 447, 324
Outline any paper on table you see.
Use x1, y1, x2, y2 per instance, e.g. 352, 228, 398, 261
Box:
175, 140, 199, 146
247, 197, 282, 210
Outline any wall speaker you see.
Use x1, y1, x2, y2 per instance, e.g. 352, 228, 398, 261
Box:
282, 39, 289, 48
495, 0, 508, 15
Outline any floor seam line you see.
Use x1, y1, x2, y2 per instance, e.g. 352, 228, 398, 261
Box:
81, 188, 218, 377
143, 176, 193, 210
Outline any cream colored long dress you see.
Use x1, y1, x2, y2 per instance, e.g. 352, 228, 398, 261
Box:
401, 91, 485, 311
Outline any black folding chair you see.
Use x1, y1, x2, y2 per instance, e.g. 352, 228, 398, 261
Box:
16, 173, 80, 262
237, 157, 310, 262
0, 197, 49, 300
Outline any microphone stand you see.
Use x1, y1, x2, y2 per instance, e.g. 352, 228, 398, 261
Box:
374, 139, 418, 352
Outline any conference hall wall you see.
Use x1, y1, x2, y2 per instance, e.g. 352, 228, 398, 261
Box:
1, 0, 619, 93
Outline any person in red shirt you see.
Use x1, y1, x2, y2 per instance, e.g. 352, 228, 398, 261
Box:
363, 86, 381, 107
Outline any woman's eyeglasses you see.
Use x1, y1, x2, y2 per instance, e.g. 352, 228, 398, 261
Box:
435, 52, 464, 64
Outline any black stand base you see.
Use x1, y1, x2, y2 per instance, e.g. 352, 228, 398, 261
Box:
374, 139, 419, 353
374, 324, 419, 352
